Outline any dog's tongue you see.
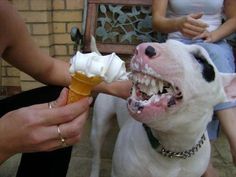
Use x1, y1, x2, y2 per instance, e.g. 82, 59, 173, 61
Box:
127, 95, 168, 114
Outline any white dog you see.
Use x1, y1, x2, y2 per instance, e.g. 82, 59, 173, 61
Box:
90, 40, 236, 177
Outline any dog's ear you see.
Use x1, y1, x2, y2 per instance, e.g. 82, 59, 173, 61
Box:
90, 35, 102, 56
220, 73, 236, 101
186, 43, 217, 82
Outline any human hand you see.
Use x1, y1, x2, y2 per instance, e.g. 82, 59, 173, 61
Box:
177, 12, 209, 38
0, 88, 92, 163
193, 30, 216, 43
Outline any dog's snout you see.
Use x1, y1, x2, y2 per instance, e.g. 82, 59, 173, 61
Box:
145, 46, 156, 58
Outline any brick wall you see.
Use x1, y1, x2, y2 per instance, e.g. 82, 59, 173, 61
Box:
0, 0, 84, 95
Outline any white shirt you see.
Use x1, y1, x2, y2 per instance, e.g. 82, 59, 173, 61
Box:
167, 0, 224, 39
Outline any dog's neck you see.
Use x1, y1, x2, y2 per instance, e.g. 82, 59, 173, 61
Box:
143, 124, 206, 159
145, 109, 212, 154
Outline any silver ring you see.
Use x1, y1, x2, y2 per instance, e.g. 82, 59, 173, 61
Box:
57, 125, 67, 147
48, 102, 53, 109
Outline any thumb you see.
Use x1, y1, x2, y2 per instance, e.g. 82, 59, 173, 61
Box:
30, 87, 93, 113
28, 87, 69, 110
190, 12, 203, 19
51, 87, 68, 108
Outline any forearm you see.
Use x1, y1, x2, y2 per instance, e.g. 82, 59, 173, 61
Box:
94, 80, 132, 99
33, 57, 71, 87
152, 0, 179, 34
213, 0, 236, 42
210, 18, 236, 42
152, 16, 181, 34
0, 1, 71, 87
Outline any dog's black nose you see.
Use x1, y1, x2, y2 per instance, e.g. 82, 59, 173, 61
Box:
145, 46, 156, 58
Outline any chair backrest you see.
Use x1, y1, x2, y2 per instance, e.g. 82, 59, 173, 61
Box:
82, 0, 165, 58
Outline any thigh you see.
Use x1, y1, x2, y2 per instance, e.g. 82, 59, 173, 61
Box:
17, 147, 73, 177
0, 85, 62, 116
0, 86, 73, 177
198, 41, 235, 73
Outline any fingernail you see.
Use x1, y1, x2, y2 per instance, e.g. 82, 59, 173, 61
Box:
88, 97, 93, 104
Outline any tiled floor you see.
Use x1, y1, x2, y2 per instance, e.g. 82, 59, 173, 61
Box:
0, 111, 235, 177
66, 113, 119, 177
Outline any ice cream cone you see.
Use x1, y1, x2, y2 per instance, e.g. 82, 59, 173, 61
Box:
67, 72, 102, 103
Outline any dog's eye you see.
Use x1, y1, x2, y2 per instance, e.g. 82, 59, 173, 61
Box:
193, 54, 215, 82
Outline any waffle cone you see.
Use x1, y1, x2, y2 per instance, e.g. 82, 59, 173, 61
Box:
67, 72, 102, 103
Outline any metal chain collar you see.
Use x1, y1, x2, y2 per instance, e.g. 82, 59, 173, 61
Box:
143, 124, 206, 159
158, 134, 206, 159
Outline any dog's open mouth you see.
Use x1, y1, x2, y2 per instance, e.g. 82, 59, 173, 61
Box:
128, 71, 183, 114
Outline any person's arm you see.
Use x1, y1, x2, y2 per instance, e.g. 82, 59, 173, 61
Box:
0, 0, 70, 87
152, 0, 177, 33
152, 0, 208, 38
94, 80, 132, 99
195, 0, 236, 42
0, 1, 92, 164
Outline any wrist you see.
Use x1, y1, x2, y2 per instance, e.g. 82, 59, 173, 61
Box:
0, 124, 15, 164
208, 31, 217, 43
173, 17, 183, 32
210, 29, 226, 43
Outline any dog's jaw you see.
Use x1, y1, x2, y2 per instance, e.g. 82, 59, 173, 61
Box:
127, 71, 183, 123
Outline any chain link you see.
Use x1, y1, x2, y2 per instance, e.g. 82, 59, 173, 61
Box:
159, 134, 206, 159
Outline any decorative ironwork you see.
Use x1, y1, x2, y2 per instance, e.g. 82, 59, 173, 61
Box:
95, 4, 165, 44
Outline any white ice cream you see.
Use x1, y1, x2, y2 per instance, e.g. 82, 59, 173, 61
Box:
69, 51, 128, 83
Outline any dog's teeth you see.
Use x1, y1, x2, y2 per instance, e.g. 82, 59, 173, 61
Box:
149, 95, 155, 102
151, 79, 156, 87
141, 78, 145, 84
145, 78, 150, 86
147, 87, 155, 96
154, 86, 159, 94
166, 88, 173, 94
128, 73, 132, 80
137, 75, 141, 82
133, 75, 137, 82
155, 82, 159, 93
132, 87, 136, 97
159, 81, 164, 93
154, 95, 160, 103
140, 84, 148, 93
133, 62, 139, 70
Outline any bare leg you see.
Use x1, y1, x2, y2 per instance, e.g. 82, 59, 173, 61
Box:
201, 161, 219, 177
203, 108, 236, 177
216, 107, 236, 166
